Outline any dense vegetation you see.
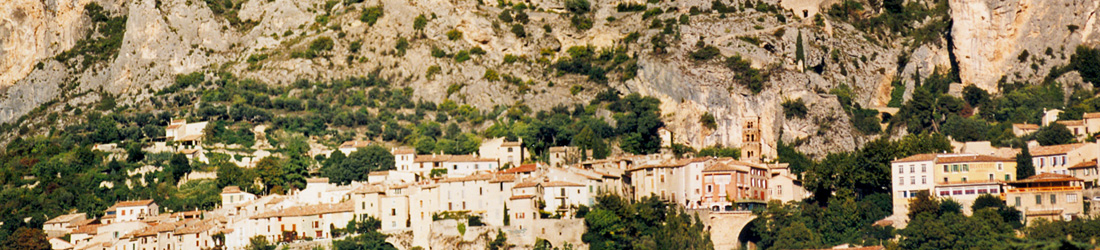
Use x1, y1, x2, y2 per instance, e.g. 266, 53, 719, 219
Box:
54, 3, 127, 72
583, 194, 712, 250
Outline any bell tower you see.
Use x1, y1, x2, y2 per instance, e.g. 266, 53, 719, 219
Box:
742, 116, 761, 163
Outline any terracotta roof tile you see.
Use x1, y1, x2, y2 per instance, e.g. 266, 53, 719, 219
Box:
222, 186, 244, 194
1058, 120, 1085, 126
114, 199, 155, 208
510, 195, 536, 200
893, 153, 939, 163
1013, 123, 1039, 130
1030, 143, 1089, 156
1008, 173, 1083, 184
339, 141, 372, 149
489, 174, 516, 183
45, 213, 86, 224
392, 147, 415, 154
252, 202, 354, 219
440, 173, 494, 183
1069, 160, 1097, 170
1084, 112, 1100, 119
502, 164, 537, 174
935, 155, 1013, 164
543, 181, 584, 187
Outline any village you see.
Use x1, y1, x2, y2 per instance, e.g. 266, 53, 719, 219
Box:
41, 109, 1100, 250
42, 116, 808, 250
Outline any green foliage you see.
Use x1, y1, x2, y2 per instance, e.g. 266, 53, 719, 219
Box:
803, 133, 951, 204
941, 115, 990, 142
553, 45, 634, 83
616, 3, 646, 12
454, 50, 471, 62
689, 45, 721, 61
394, 37, 409, 56
5, 227, 49, 250
642, 8, 663, 19
782, 99, 808, 119
498, 9, 514, 23
1071, 45, 1100, 87
488, 230, 509, 250
446, 29, 463, 40
1016, 146, 1035, 180
413, 14, 428, 31
699, 112, 717, 129
612, 94, 664, 155
1018, 50, 1031, 63
1035, 123, 1075, 146
484, 69, 500, 81
564, 0, 591, 14
724, 54, 766, 94
696, 145, 739, 159
321, 145, 395, 185
360, 6, 385, 26
583, 194, 713, 250
55, 3, 127, 71
511, 24, 527, 38
333, 216, 396, 250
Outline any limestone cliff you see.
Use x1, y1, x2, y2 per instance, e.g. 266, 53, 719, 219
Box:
951, 0, 1100, 92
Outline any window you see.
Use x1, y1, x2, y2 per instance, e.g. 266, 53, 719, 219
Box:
902, 191, 908, 198
707, 185, 713, 193
1069, 194, 1079, 203
944, 177, 949, 183
922, 176, 926, 184
1006, 174, 1011, 181
943, 165, 949, 172
997, 163, 1003, 171
900, 177, 905, 186
989, 174, 994, 181
1051, 194, 1057, 204
922, 164, 927, 173
963, 164, 969, 172
910, 165, 915, 173
1036, 195, 1042, 205
962, 177, 967, 182
952, 165, 959, 172
1063, 156, 1067, 166
910, 178, 915, 185
900, 166, 904, 173
508, 147, 513, 153
1015, 197, 1021, 206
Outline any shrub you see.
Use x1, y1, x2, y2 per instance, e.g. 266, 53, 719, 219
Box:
725, 55, 765, 93
503, 54, 520, 64
511, 24, 526, 37
690, 45, 720, 61
426, 65, 442, 79
642, 8, 663, 19
413, 14, 428, 31
700, 112, 717, 129
782, 99, 808, 119
565, 0, 590, 14
446, 29, 463, 40
498, 9, 514, 23
484, 69, 500, 81
1018, 50, 1030, 62
571, 16, 593, 30
1068, 25, 1080, 33
515, 11, 529, 24
360, 5, 384, 26
617, 3, 646, 12
470, 46, 486, 55
454, 50, 471, 62
394, 37, 409, 56
570, 85, 584, 95
431, 46, 447, 58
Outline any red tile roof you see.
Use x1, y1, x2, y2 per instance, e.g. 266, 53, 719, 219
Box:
1068, 160, 1097, 170
502, 164, 537, 174
935, 155, 1013, 164
114, 199, 156, 208
251, 202, 354, 219
1008, 173, 1083, 184
1030, 143, 1089, 156
893, 153, 938, 163
1084, 112, 1100, 119
543, 181, 585, 187
1013, 123, 1039, 130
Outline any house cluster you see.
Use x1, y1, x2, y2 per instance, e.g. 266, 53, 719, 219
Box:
45, 116, 809, 250
46, 144, 811, 250
890, 138, 1100, 225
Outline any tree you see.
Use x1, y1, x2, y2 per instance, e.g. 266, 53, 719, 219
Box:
971, 194, 1003, 211
327, 146, 395, 185
4, 227, 49, 250
1035, 123, 1075, 146
907, 190, 939, 220
255, 157, 285, 194
246, 235, 276, 250
126, 143, 144, 163
941, 115, 990, 142
1017, 146, 1035, 180
334, 216, 396, 250
168, 153, 191, 183
488, 230, 509, 250
962, 85, 990, 107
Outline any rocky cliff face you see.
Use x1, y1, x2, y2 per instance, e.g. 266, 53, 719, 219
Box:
951, 0, 1100, 92
2, 0, 1093, 157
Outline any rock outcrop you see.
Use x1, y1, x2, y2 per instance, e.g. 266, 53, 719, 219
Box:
950, 0, 1100, 92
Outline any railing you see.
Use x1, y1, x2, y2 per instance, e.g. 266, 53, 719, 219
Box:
1005, 186, 1082, 193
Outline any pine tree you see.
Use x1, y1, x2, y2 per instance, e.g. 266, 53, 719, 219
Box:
1016, 146, 1035, 180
